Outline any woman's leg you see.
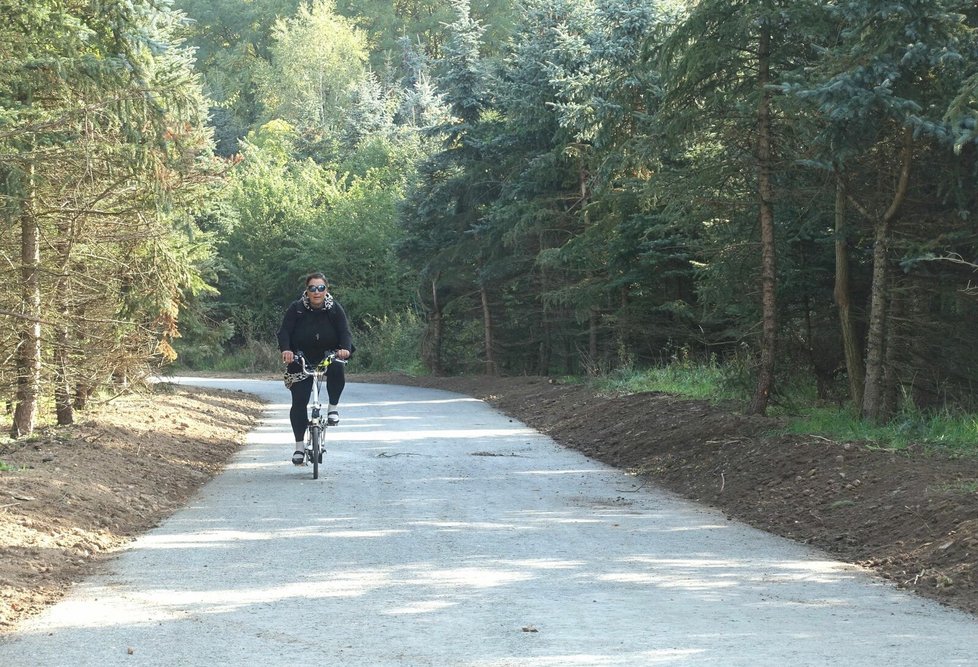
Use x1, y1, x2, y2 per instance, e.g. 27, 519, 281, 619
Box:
325, 362, 345, 424
290, 377, 313, 443
325, 361, 345, 406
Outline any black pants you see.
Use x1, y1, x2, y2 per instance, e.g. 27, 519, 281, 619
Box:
288, 362, 345, 442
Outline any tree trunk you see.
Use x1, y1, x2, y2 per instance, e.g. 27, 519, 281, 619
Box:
880, 280, 904, 421
833, 173, 864, 408
55, 317, 74, 425
73, 303, 93, 410
12, 165, 41, 438
861, 218, 889, 419
617, 287, 629, 368
862, 128, 913, 422
575, 160, 599, 376
55, 217, 76, 425
424, 276, 444, 375
537, 234, 552, 374
749, 22, 777, 416
74, 383, 94, 411
480, 282, 496, 375
588, 307, 599, 375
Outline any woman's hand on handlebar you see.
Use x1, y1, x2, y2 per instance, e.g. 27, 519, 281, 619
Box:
336, 349, 351, 361
282, 350, 294, 364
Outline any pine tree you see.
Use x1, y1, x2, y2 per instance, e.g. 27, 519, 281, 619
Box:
0, 0, 216, 435
789, 0, 978, 420
660, 0, 823, 415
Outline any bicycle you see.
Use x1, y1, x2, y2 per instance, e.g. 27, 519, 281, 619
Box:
294, 351, 346, 480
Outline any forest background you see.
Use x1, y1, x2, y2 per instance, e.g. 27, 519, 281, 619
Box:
3, 0, 978, 442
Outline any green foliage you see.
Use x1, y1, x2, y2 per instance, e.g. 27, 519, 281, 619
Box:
782, 0, 978, 415
786, 0, 978, 156
174, 338, 280, 372
435, 304, 488, 374
354, 310, 426, 373
168, 307, 235, 369
174, 0, 303, 154
213, 340, 281, 373
0, 0, 219, 427
256, 0, 369, 134
334, 0, 515, 68
175, 117, 418, 359
438, 0, 490, 123
596, 353, 742, 402
157, 0, 978, 432
784, 405, 978, 453
212, 123, 333, 340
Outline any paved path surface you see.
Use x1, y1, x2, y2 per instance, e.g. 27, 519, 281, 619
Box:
2, 378, 977, 666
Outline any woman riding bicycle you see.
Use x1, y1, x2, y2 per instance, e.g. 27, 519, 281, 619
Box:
277, 272, 354, 465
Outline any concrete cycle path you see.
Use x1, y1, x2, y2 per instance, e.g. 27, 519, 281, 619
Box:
2, 378, 977, 666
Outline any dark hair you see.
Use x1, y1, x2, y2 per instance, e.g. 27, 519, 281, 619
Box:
304, 272, 329, 287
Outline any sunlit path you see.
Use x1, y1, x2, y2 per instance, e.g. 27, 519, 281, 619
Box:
1, 379, 976, 666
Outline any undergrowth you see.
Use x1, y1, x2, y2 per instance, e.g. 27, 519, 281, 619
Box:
170, 310, 425, 375
595, 354, 741, 402
354, 311, 425, 374
595, 357, 978, 454
163, 337, 978, 454
783, 405, 978, 453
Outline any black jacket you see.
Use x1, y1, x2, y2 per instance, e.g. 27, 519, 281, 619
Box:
276, 296, 354, 365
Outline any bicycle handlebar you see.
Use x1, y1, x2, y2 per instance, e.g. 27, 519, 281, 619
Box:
293, 351, 347, 378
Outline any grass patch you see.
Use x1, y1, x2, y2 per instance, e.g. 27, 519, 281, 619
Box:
827, 499, 857, 510
783, 405, 978, 454
931, 479, 978, 494
215, 340, 280, 373
596, 357, 740, 401
598, 358, 978, 455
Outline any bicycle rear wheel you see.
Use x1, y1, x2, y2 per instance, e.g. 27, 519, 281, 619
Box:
310, 425, 321, 479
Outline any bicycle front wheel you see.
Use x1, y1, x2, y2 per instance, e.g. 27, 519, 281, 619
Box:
310, 425, 321, 480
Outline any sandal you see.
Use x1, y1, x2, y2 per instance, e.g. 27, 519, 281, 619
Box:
327, 411, 339, 426
291, 450, 305, 465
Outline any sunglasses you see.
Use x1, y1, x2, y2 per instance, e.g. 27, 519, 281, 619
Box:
306, 284, 328, 293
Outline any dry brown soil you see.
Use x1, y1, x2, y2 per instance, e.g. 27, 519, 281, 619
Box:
2, 373, 977, 634
0, 383, 264, 632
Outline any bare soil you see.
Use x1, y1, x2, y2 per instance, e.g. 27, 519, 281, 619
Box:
0, 383, 264, 632
2, 373, 977, 633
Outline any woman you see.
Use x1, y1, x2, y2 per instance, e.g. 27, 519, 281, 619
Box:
277, 272, 354, 465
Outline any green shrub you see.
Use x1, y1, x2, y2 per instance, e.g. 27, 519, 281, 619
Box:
597, 352, 739, 401
354, 310, 425, 373
784, 404, 978, 453
180, 339, 281, 373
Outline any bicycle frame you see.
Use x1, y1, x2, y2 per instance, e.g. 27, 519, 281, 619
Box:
294, 352, 344, 479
